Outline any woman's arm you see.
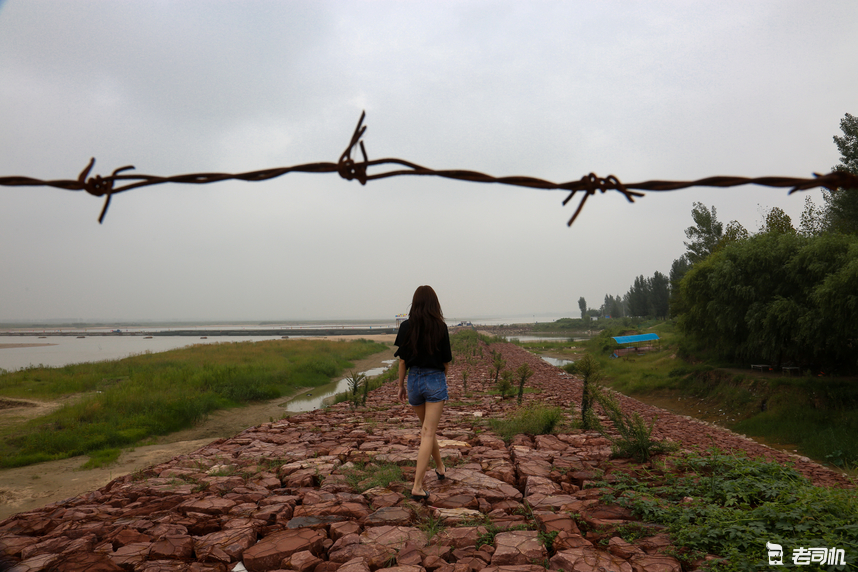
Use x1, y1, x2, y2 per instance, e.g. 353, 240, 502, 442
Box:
397, 359, 407, 403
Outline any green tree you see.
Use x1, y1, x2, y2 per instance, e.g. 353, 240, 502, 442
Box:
759, 206, 796, 235
799, 196, 827, 237
823, 113, 858, 234
719, 220, 750, 247
668, 255, 691, 318
677, 232, 858, 369
684, 202, 723, 264
627, 275, 650, 317
610, 294, 623, 318
649, 271, 670, 319
578, 297, 587, 320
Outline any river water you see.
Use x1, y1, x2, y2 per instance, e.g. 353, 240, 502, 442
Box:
0, 335, 295, 372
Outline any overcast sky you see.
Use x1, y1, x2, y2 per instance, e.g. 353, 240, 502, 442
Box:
1, 1, 856, 323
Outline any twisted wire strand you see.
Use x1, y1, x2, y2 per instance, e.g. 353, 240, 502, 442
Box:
2, 111, 856, 225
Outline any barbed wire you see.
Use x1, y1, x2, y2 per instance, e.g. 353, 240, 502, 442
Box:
2, 111, 856, 225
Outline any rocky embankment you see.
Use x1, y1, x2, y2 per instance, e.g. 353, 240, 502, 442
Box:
0, 343, 850, 572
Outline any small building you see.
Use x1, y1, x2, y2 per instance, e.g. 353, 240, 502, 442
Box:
611, 333, 660, 358
395, 313, 408, 327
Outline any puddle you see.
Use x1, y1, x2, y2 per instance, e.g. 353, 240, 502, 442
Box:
284, 360, 396, 412
541, 356, 575, 367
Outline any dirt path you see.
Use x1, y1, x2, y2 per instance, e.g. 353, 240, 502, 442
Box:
0, 344, 394, 520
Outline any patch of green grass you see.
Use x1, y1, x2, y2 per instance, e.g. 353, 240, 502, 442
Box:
80, 447, 122, 469
600, 450, 858, 571
734, 405, 858, 470
340, 461, 404, 493
417, 511, 446, 541
0, 339, 387, 468
489, 401, 564, 442
571, 322, 858, 470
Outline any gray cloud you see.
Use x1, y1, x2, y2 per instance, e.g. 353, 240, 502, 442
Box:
1, 0, 856, 322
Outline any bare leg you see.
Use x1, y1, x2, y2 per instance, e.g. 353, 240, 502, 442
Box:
411, 401, 445, 495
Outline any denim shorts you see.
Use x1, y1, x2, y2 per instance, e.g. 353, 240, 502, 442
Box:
407, 367, 448, 406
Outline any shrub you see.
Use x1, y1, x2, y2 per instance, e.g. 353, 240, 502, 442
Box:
496, 370, 514, 399
515, 363, 534, 405
489, 351, 506, 384
576, 354, 602, 431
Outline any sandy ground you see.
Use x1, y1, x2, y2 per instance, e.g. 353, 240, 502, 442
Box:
0, 344, 395, 521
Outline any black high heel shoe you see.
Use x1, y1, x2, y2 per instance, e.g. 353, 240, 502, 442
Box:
435, 468, 446, 481
410, 491, 430, 501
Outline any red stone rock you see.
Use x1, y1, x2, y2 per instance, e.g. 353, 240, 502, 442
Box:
19, 536, 71, 560
178, 497, 237, 516
629, 554, 683, 572
188, 564, 227, 572
482, 566, 550, 572
554, 531, 593, 551
54, 552, 125, 572
329, 543, 395, 568
135, 560, 190, 572
636, 533, 672, 555
330, 521, 362, 541
335, 557, 372, 572
490, 531, 546, 566
534, 511, 580, 535
149, 535, 194, 560
608, 537, 645, 560
110, 528, 155, 549
363, 507, 414, 527
433, 527, 488, 549
6, 552, 61, 572
549, 547, 633, 572
524, 475, 561, 497
109, 542, 152, 569
360, 526, 427, 549
0, 535, 39, 558
287, 549, 324, 572
242, 528, 327, 572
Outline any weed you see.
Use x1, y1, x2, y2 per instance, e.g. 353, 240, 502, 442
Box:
80, 447, 122, 469
596, 392, 678, 462
340, 461, 404, 493
416, 511, 446, 542
490, 402, 564, 442
538, 530, 559, 552
601, 450, 858, 571
345, 370, 368, 409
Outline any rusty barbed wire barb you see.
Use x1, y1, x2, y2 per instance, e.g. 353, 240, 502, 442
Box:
1, 111, 857, 224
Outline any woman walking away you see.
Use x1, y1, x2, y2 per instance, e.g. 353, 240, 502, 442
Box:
395, 285, 452, 501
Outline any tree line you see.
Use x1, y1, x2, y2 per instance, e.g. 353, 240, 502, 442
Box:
580, 113, 858, 371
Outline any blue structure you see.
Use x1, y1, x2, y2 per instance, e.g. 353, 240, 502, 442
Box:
611, 333, 660, 345
610, 333, 660, 357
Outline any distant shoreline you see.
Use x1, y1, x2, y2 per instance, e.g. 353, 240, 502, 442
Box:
0, 327, 398, 338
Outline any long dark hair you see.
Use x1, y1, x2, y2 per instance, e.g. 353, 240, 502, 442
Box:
407, 285, 445, 356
